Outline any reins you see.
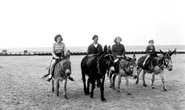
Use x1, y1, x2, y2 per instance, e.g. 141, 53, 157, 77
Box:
155, 54, 171, 70
97, 53, 104, 76
97, 53, 112, 75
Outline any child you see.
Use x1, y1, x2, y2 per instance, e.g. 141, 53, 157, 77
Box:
112, 37, 126, 73
143, 39, 156, 66
47, 34, 74, 81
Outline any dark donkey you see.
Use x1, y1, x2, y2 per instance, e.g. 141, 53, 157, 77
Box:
81, 45, 115, 101
136, 49, 176, 91
42, 54, 71, 99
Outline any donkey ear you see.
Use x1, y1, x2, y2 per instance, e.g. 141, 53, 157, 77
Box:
133, 54, 136, 61
107, 45, 112, 54
169, 48, 177, 56
159, 49, 165, 55
104, 45, 108, 54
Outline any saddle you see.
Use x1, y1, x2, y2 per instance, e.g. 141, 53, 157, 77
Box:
50, 59, 63, 77
86, 54, 96, 68
114, 57, 128, 73
143, 56, 154, 70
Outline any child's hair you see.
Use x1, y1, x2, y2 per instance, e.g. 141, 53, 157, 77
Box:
148, 39, 154, 44
114, 37, 122, 43
54, 34, 63, 42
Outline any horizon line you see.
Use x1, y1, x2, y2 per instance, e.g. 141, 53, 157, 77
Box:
0, 44, 185, 49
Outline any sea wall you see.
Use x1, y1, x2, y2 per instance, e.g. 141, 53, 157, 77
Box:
0, 51, 185, 56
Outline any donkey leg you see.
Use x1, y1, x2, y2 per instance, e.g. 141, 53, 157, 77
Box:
63, 78, 68, 99
112, 74, 117, 89
160, 72, 167, 91
82, 72, 87, 95
86, 78, 90, 95
117, 75, 121, 92
52, 79, 54, 92
142, 71, 147, 87
136, 67, 142, 84
90, 80, 95, 99
151, 73, 155, 89
125, 77, 131, 95
100, 77, 106, 102
108, 71, 113, 88
56, 79, 60, 96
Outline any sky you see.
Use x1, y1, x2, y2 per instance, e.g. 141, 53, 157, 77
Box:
0, 0, 184, 48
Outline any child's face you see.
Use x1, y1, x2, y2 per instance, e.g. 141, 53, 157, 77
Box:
57, 37, 62, 42
93, 37, 99, 43
149, 42, 154, 46
116, 38, 121, 43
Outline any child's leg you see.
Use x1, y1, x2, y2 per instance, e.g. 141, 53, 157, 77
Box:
143, 54, 150, 66
48, 59, 57, 78
68, 64, 74, 81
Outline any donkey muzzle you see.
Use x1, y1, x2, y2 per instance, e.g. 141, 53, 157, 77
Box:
65, 69, 71, 76
109, 66, 115, 72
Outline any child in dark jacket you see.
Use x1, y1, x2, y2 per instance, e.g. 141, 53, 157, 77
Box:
143, 39, 156, 66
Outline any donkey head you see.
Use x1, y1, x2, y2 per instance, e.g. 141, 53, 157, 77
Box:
159, 49, 176, 71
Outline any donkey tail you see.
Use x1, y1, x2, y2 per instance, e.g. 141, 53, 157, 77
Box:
41, 73, 50, 79
41, 67, 50, 79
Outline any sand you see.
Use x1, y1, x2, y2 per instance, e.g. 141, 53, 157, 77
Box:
0, 54, 185, 110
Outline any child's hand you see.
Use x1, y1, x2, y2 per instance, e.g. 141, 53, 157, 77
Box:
55, 56, 60, 59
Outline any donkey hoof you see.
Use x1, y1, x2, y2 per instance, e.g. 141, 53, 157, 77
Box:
117, 89, 120, 92
57, 93, 59, 97
127, 93, 131, 95
90, 95, 93, 99
163, 87, 167, 91
135, 81, 139, 85
109, 85, 112, 88
101, 98, 106, 102
152, 86, 155, 89
143, 84, 147, 87
64, 95, 68, 99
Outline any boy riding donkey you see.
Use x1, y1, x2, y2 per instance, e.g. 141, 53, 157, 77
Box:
87, 35, 103, 87
47, 34, 74, 81
143, 39, 157, 70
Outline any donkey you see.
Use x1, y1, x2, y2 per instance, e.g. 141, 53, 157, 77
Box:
81, 45, 115, 101
42, 54, 72, 99
136, 49, 176, 91
108, 55, 138, 95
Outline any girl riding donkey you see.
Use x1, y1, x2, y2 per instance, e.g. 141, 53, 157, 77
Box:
47, 34, 74, 81
112, 37, 126, 72
109, 37, 138, 95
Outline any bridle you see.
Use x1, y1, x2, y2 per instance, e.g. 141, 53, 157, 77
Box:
97, 54, 114, 76
57, 60, 70, 74
156, 53, 172, 70
162, 53, 172, 70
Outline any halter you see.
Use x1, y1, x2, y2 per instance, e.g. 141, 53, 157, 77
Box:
97, 53, 114, 76
156, 53, 172, 70
163, 54, 172, 69
97, 53, 105, 76
57, 60, 70, 75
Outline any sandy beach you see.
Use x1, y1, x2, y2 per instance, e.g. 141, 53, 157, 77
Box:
0, 54, 185, 110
